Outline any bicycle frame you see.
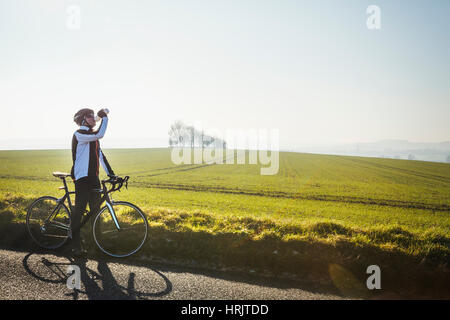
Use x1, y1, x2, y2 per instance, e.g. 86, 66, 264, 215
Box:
47, 176, 121, 234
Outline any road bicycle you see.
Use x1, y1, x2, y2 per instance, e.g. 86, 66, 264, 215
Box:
26, 172, 148, 258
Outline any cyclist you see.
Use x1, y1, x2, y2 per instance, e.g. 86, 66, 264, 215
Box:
70, 108, 115, 257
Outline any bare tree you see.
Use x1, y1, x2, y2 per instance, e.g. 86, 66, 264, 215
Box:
168, 120, 187, 147
168, 120, 227, 150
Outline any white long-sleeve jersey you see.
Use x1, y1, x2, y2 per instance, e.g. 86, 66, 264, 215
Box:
70, 117, 114, 181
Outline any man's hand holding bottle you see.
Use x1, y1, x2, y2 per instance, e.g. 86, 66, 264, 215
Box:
95, 108, 110, 121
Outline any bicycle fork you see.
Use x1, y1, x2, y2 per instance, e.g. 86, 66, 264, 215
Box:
105, 201, 121, 231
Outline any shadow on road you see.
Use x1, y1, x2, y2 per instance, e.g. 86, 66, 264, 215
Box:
22, 252, 172, 300
3, 223, 341, 298
4, 223, 347, 299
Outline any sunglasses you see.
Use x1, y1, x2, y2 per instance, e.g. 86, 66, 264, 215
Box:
85, 114, 95, 119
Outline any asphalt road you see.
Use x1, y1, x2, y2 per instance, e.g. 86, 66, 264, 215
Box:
0, 248, 345, 300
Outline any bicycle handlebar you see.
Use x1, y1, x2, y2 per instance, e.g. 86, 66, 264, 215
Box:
101, 175, 129, 193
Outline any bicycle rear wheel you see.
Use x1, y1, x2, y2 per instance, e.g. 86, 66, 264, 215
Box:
93, 201, 148, 258
26, 196, 71, 249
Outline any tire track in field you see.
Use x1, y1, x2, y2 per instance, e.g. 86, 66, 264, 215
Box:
2, 174, 449, 212
134, 152, 237, 178
340, 157, 450, 185
131, 181, 450, 211
135, 163, 215, 177
2, 154, 448, 211
0, 153, 236, 181
126, 162, 201, 175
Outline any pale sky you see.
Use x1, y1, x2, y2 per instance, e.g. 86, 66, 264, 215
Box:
0, 0, 449, 150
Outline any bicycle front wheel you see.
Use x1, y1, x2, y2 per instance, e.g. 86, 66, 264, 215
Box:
26, 196, 71, 249
93, 201, 148, 258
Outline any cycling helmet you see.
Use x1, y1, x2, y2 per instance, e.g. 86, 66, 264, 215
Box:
73, 108, 94, 126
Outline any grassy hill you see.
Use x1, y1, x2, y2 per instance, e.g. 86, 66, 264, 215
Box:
0, 148, 449, 296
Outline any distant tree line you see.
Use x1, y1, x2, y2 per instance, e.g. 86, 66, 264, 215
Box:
168, 120, 227, 149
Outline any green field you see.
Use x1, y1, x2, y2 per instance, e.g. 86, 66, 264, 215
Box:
1, 148, 449, 296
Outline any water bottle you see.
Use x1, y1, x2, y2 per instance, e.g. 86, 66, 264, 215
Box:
95, 108, 110, 122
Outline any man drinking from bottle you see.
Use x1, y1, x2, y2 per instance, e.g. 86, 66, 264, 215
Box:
70, 108, 115, 257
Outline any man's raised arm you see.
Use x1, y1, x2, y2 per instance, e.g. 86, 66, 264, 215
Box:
75, 116, 108, 143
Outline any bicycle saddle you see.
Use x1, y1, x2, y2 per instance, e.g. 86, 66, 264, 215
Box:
52, 172, 71, 178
